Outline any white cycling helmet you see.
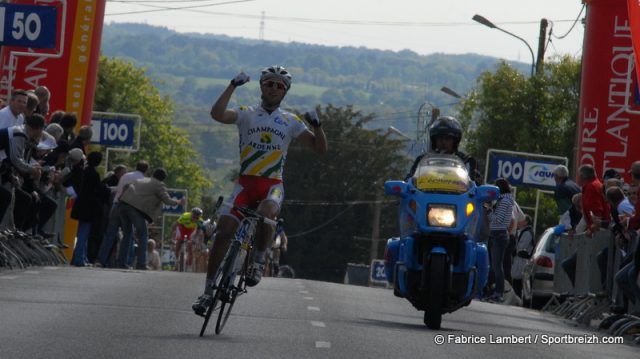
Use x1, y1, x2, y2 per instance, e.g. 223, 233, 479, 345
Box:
260, 65, 292, 90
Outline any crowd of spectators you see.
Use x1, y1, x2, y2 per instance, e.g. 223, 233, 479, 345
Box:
0, 87, 185, 270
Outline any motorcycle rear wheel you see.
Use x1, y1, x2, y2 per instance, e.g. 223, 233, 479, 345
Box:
424, 253, 446, 330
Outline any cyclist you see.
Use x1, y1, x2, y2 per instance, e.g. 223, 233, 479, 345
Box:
192, 65, 327, 315
268, 221, 288, 277
406, 116, 477, 180
170, 207, 204, 271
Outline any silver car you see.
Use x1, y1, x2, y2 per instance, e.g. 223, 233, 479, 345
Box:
521, 227, 559, 308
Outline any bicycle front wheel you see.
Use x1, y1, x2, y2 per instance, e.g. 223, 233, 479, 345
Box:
199, 242, 239, 336
215, 274, 243, 334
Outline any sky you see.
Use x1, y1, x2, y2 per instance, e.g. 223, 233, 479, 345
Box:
104, 0, 586, 64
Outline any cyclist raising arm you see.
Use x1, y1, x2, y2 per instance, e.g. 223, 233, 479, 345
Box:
193, 65, 327, 315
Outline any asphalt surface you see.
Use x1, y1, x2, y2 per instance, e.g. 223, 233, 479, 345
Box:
0, 266, 638, 359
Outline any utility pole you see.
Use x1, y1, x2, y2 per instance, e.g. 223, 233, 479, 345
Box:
369, 194, 381, 264
536, 18, 548, 75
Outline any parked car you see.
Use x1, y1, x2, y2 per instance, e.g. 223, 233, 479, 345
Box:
521, 227, 560, 308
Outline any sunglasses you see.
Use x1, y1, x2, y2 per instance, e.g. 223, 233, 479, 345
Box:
263, 80, 286, 90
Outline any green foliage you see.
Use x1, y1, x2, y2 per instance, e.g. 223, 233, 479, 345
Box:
280, 105, 411, 282
94, 56, 212, 206
457, 56, 581, 166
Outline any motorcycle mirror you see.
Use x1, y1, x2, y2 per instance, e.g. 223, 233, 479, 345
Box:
476, 184, 500, 202
384, 180, 408, 197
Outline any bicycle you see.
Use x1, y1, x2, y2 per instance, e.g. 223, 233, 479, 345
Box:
198, 204, 277, 336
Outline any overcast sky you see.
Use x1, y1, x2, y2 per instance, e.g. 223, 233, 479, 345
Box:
105, 0, 585, 64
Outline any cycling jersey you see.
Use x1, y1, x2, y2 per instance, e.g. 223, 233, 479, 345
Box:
175, 212, 202, 241
234, 105, 308, 180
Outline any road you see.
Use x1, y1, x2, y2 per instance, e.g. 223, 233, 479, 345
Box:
0, 267, 637, 359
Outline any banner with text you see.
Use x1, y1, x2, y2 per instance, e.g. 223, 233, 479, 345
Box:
486, 150, 567, 190
578, 0, 640, 183
0, 0, 107, 127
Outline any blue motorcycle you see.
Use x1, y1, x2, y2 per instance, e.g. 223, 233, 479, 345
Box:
383, 154, 499, 329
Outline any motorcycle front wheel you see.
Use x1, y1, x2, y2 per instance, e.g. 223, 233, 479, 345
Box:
424, 253, 446, 329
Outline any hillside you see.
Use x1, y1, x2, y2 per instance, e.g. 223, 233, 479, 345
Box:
99, 23, 527, 181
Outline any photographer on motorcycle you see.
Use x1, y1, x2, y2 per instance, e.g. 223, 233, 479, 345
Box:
406, 116, 477, 181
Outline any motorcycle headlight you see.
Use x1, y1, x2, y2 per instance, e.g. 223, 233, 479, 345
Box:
427, 205, 456, 227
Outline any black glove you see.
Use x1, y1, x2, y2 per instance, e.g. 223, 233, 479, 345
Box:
304, 110, 321, 127
230, 72, 250, 87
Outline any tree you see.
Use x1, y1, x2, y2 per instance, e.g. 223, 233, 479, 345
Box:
94, 56, 212, 206
457, 56, 581, 165
279, 105, 411, 282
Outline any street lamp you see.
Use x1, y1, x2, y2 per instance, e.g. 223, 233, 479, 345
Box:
440, 86, 463, 99
472, 14, 535, 77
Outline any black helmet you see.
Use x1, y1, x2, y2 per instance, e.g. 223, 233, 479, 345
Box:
429, 116, 462, 151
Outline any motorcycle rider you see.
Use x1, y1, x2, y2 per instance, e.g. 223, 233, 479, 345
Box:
406, 116, 477, 180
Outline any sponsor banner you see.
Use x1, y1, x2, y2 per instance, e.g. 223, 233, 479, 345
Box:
629, 0, 640, 86
522, 162, 558, 188
0, 0, 107, 127
577, 0, 640, 183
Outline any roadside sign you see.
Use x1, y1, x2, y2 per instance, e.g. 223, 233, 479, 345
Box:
163, 189, 187, 214
91, 118, 136, 147
0, 3, 57, 49
486, 150, 568, 190
370, 259, 387, 285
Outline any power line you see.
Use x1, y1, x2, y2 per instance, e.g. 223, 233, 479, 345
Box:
550, 4, 585, 40
106, 0, 255, 16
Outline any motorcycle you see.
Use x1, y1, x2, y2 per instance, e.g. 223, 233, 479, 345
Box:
383, 154, 499, 329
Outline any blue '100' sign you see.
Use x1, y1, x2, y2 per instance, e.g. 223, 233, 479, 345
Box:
99, 119, 135, 147
0, 4, 57, 49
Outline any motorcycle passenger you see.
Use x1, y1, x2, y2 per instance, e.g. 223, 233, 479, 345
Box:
192, 65, 328, 315
406, 116, 477, 180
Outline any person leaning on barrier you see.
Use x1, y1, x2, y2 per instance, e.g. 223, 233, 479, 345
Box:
578, 164, 610, 236
0, 114, 45, 229
118, 168, 186, 269
553, 165, 581, 220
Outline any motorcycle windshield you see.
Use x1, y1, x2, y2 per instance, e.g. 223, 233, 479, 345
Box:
412, 154, 470, 194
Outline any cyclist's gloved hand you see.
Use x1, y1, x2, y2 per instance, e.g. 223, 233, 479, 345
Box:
231, 72, 250, 87
304, 110, 321, 128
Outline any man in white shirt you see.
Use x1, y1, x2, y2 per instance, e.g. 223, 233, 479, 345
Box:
0, 90, 28, 129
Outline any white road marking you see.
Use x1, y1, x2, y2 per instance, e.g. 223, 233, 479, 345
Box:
315, 341, 331, 348
299, 290, 309, 294
310, 321, 326, 328
307, 306, 320, 311
43, 267, 60, 270
303, 296, 314, 300
0, 276, 17, 280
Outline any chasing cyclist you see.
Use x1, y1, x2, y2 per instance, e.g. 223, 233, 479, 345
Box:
192, 66, 328, 315
170, 207, 203, 271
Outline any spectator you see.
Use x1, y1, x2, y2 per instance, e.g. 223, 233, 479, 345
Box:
628, 161, 640, 231
578, 164, 610, 236
0, 114, 45, 229
486, 178, 515, 303
553, 165, 581, 220
511, 215, 534, 298
44, 123, 64, 142
102, 164, 127, 187
70, 125, 93, 153
24, 91, 39, 117
62, 148, 85, 199
49, 110, 65, 125
34, 86, 50, 117
96, 160, 149, 268
118, 168, 185, 269
0, 89, 28, 129
59, 112, 77, 143
505, 200, 526, 285
70, 152, 110, 266
146, 239, 161, 270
